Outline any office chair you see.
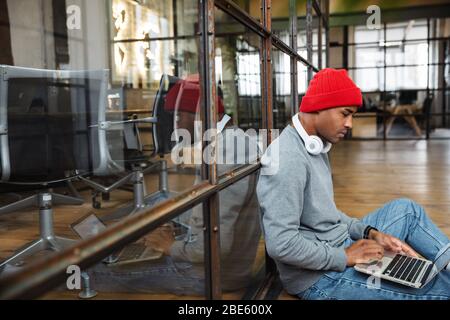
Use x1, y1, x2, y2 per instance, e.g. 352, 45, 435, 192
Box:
81, 74, 179, 222
0, 65, 117, 268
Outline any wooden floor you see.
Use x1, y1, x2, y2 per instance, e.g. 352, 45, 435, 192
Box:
278, 139, 450, 300
1, 140, 450, 300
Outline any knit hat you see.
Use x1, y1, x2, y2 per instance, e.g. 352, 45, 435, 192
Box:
299, 68, 362, 113
164, 75, 225, 114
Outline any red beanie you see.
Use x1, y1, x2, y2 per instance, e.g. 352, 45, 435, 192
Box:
164, 75, 225, 114
299, 68, 362, 113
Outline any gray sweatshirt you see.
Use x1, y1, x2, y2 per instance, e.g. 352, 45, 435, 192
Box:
256, 125, 368, 295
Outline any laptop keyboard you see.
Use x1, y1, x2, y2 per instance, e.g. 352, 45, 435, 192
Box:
117, 244, 146, 261
382, 255, 426, 283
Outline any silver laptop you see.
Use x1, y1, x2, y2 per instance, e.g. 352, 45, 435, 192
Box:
70, 213, 163, 265
355, 243, 450, 289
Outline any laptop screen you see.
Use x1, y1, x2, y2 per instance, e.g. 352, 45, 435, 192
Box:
71, 213, 107, 239
433, 243, 450, 272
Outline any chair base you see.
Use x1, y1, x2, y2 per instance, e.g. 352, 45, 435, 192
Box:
100, 190, 172, 222
0, 192, 81, 270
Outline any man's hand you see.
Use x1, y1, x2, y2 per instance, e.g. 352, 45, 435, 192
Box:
143, 224, 175, 256
345, 239, 385, 266
369, 230, 419, 258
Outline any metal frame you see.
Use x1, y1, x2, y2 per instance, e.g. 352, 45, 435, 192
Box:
0, 0, 329, 300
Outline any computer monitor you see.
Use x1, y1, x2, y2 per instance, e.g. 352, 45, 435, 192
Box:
398, 90, 418, 105
0, 65, 116, 183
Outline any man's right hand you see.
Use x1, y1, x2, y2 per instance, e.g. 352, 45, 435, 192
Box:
345, 240, 385, 266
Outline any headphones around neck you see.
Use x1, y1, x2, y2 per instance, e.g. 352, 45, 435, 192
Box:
292, 113, 332, 156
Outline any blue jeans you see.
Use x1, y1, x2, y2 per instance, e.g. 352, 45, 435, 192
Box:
299, 198, 450, 300
88, 256, 205, 296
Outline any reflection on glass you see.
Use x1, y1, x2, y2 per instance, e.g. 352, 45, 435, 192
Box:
0, 0, 207, 297
214, 8, 263, 177
84, 208, 206, 298
220, 171, 263, 299
111, 0, 197, 40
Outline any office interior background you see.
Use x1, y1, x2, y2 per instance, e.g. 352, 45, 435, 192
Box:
0, 0, 449, 300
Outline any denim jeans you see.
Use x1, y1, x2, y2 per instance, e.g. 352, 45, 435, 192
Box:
88, 256, 205, 296
298, 198, 450, 300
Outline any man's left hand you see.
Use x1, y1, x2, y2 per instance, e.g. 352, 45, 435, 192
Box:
369, 230, 419, 258
143, 224, 176, 256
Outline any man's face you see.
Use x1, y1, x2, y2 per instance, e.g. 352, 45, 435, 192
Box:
175, 111, 196, 136
315, 106, 358, 144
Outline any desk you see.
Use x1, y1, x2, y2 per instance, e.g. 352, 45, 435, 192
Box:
352, 113, 377, 138
385, 104, 422, 136
106, 109, 152, 115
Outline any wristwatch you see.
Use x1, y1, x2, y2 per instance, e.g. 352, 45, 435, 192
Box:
363, 226, 378, 239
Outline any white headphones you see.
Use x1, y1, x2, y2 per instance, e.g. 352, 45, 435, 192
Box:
292, 113, 332, 156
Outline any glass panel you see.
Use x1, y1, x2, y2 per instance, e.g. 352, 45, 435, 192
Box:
220, 170, 263, 300
386, 66, 428, 90
386, 20, 428, 43
385, 43, 428, 66
272, 48, 292, 129
214, 6, 263, 176
386, 23, 406, 42
0, 0, 211, 298
350, 68, 384, 92
38, 208, 207, 299
354, 45, 384, 68
354, 25, 384, 44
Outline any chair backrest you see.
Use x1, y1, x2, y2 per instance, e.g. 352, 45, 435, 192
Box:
422, 94, 433, 116
0, 65, 116, 184
152, 74, 180, 157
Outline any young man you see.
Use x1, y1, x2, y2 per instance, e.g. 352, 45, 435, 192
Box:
257, 68, 450, 300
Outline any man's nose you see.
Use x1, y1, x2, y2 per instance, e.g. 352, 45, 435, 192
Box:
344, 117, 353, 129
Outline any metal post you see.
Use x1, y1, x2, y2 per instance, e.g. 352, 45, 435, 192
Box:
306, 0, 313, 83
426, 18, 431, 140
324, 0, 330, 68
290, 0, 299, 116
39, 193, 54, 240
159, 160, 168, 193
261, 0, 273, 138
198, 0, 222, 300
318, 1, 322, 70
383, 23, 387, 140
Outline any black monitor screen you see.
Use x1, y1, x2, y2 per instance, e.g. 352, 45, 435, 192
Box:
398, 90, 418, 105
6, 77, 102, 182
